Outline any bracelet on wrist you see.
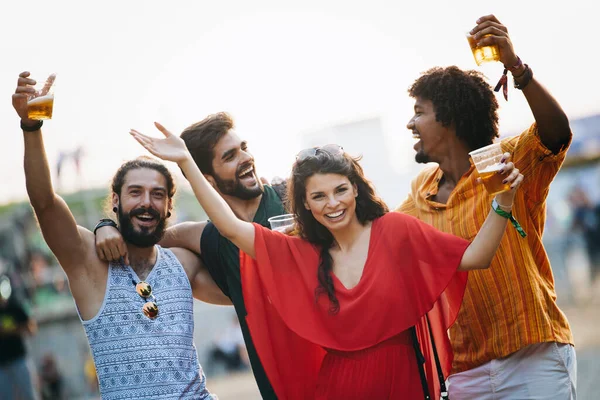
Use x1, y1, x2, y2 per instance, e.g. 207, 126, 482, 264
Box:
491, 198, 527, 238
94, 218, 118, 235
511, 66, 527, 79
21, 119, 43, 132
505, 56, 523, 73
494, 199, 513, 211
493, 56, 533, 100
513, 64, 533, 90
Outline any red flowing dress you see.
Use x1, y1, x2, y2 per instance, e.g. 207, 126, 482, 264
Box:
240, 212, 470, 399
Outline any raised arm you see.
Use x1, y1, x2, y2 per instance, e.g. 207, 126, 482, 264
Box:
13, 72, 92, 272
458, 154, 524, 271
472, 14, 571, 153
160, 221, 207, 250
130, 123, 256, 258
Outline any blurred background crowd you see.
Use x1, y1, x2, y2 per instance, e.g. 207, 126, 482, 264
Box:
1, 113, 599, 399
1, 0, 599, 398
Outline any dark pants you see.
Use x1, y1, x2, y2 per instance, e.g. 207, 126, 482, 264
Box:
0, 357, 37, 400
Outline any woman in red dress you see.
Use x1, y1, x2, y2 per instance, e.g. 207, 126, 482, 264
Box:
131, 125, 524, 400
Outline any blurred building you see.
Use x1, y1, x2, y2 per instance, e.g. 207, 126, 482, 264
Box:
543, 114, 600, 231
300, 116, 403, 207
510, 114, 600, 304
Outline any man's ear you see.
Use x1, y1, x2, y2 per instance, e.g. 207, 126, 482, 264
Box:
167, 198, 173, 216
112, 193, 119, 213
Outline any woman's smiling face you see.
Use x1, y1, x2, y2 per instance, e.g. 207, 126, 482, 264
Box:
304, 173, 358, 232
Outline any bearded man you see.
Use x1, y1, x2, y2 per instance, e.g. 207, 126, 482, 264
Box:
13, 71, 230, 400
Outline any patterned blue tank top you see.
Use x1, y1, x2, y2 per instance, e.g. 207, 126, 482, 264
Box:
80, 246, 216, 400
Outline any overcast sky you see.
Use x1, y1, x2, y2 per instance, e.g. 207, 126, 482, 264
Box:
1, 0, 597, 205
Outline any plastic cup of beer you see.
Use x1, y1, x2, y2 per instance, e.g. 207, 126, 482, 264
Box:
469, 143, 511, 195
268, 214, 296, 233
27, 73, 57, 120
466, 33, 500, 66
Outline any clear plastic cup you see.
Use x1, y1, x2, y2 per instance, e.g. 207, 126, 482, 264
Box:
466, 33, 500, 66
27, 73, 56, 120
469, 142, 511, 195
268, 214, 295, 233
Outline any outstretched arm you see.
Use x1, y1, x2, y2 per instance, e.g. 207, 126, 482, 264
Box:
95, 220, 207, 264
472, 14, 571, 153
160, 221, 207, 251
13, 72, 92, 271
130, 123, 256, 258
458, 155, 524, 271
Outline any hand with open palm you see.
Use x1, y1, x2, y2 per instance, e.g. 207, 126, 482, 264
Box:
130, 122, 191, 163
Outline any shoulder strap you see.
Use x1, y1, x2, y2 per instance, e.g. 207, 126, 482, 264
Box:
411, 319, 450, 400
426, 314, 449, 400
411, 326, 432, 400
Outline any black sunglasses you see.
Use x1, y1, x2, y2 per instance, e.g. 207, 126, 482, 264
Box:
295, 144, 344, 162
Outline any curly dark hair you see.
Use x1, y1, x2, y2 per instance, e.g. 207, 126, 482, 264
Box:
288, 149, 388, 314
408, 66, 499, 151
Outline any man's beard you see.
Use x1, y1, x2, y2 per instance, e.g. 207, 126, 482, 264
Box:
118, 205, 167, 248
213, 165, 263, 200
415, 150, 431, 164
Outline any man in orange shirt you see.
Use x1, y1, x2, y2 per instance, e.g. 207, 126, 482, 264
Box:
397, 15, 576, 399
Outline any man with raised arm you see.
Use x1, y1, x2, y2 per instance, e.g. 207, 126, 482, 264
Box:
13, 71, 228, 400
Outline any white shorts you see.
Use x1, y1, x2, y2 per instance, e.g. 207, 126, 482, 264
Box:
448, 342, 577, 399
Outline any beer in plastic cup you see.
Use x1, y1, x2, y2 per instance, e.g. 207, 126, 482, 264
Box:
469, 143, 511, 195
27, 73, 56, 120
466, 34, 500, 66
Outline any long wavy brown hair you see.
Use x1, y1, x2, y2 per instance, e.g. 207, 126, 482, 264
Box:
287, 148, 388, 313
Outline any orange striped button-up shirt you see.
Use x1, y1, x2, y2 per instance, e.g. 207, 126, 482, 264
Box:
396, 123, 574, 374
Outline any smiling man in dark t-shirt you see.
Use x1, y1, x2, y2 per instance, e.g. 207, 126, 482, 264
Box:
96, 112, 285, 399
200, 184, 284, 399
